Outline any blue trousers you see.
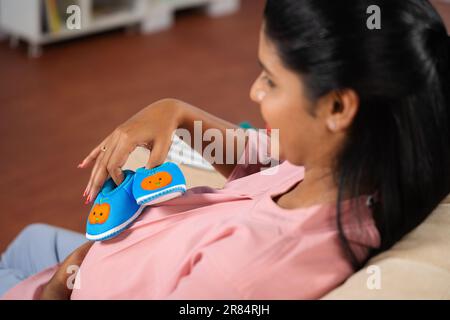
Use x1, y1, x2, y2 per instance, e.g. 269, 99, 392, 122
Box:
0, 224, 87, 297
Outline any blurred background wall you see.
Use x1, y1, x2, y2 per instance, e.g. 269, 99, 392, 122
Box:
0, 0, 448, 251
0, 0, 265, 251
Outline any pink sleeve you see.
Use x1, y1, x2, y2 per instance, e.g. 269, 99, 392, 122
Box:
1, 265, 58, 300
165, 255, 242, 300
226, 129, 278, 184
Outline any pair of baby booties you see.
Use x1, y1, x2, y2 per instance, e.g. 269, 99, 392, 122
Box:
85, 162, 186, 241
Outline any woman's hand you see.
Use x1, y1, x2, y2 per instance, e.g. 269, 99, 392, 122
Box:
40, 241, 94, 300
79, 97, 242, 203
79, 99, 184, 203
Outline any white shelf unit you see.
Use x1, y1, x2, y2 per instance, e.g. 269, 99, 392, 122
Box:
0, 0, 240, 57
142, 0, 240, 33
0, 0, 147, 56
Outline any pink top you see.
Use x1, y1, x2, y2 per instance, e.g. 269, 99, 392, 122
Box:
2, 130, 380, 300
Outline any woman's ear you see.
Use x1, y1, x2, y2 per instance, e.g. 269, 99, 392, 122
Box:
324, 89, 359, 132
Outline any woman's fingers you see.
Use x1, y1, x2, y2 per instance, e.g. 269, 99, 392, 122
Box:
87, 134, 120, 202
146, 139, 171, 169
80, 139, 109, 197
84, 134, 115, 202
79, 141, 105, 169
106, 135, 136, 186
87, 160, 110, 203
84, 147, 106, 202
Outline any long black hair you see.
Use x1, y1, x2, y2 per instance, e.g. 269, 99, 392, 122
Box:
264, 0, 450, 270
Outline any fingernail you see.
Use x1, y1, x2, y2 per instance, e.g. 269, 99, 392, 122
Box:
83, 184, 90, 197
84, 198, 90, 205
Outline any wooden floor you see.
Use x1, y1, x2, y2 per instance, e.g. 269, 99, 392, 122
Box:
0, 0, 449, 252
0, 0, 265, 251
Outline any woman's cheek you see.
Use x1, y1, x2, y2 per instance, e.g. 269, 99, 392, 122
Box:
260, 96, 280, 128
259, 101, 269, 125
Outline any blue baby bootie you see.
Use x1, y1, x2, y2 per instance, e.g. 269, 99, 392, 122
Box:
86, 170, 144, 241
132, 162, 187, 206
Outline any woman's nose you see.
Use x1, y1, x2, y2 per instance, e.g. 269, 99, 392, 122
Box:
250, 80, 266, 103
255, 90, 266, 102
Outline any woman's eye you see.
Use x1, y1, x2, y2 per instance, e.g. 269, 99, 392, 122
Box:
262, 75, 276, 88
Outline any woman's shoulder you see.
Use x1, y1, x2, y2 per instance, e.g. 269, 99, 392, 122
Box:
223, 160, 305, 197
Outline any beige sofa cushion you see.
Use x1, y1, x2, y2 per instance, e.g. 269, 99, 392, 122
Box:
323, 197, 450, 300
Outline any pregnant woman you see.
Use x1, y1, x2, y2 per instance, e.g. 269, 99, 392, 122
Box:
1, 0, 449, 299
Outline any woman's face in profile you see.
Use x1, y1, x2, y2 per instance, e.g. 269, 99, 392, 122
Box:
250, 25, 333, 167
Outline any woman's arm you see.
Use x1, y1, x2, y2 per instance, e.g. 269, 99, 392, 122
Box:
80, 98, 248, 202
40, 241, 94, 300
176, 99, 248, 179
